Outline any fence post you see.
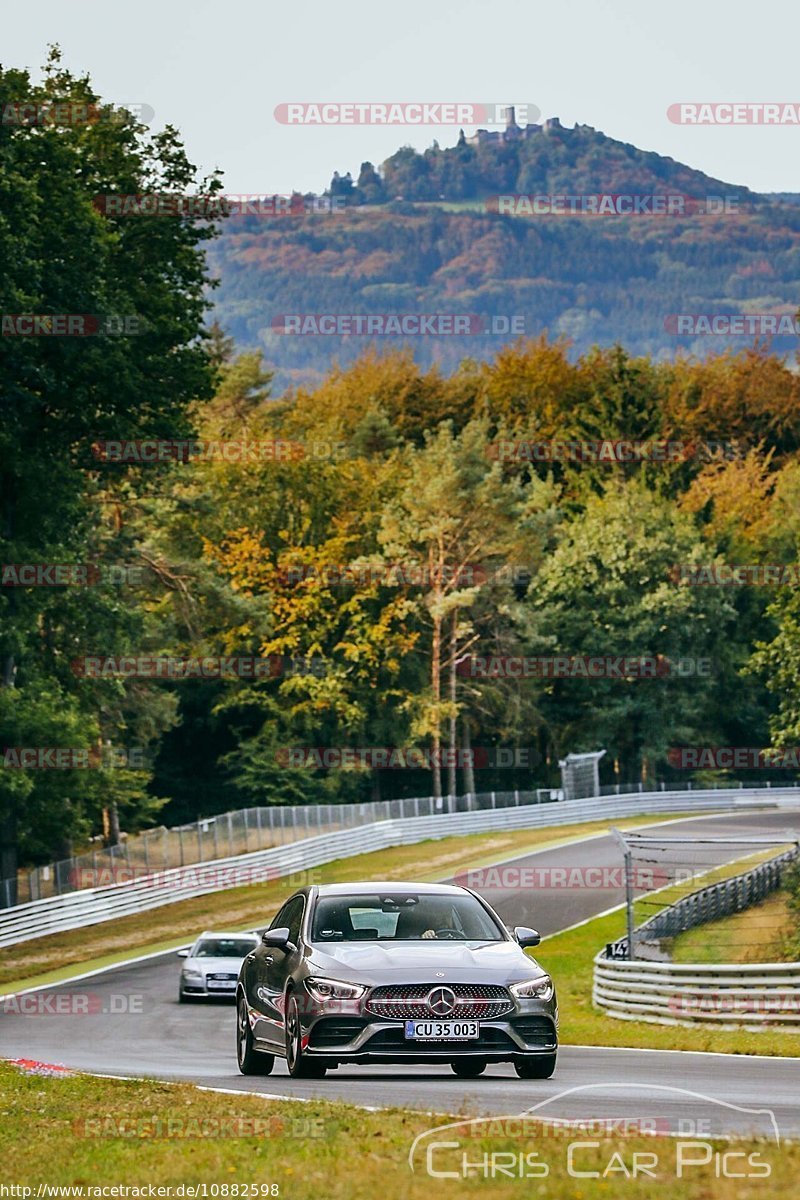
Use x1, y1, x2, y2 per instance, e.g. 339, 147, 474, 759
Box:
227, 811, 234, 857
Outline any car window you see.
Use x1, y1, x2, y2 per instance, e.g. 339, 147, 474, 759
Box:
272, 896, 304, 943
311, 893, 502, 941
270, 902, 291, 932
193, 938, 256, 957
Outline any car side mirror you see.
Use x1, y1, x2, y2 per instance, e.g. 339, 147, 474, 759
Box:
176, 948, 190, 958
514, 926, 541, 948
262, 926, 295, 951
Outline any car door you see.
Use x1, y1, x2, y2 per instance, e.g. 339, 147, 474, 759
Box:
256, 896, 305, 1049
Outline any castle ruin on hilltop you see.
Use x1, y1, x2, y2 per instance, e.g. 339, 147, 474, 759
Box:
462, 108, 591, 147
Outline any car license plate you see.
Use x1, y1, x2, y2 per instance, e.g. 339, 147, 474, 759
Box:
404, 1020, 479, 1041
207, 979, 235, 990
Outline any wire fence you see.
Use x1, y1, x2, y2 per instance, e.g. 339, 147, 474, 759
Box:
1, 789, 550, 908
3, 775, 798, 909
605, 845, 800, 959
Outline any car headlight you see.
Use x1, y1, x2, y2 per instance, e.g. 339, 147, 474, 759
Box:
305, 977, 366, 1002
510, 976, 554, 1002
181, 970, 204, 983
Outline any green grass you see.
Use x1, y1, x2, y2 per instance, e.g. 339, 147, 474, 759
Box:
535, 849, 800, 1055
0, 1061, 795, 1199
667, 890, 796, 965
0, 813, 692, 994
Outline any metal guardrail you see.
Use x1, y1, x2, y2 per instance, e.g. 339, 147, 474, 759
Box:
595, 845, 800, 1027
2, 789, 543, 907
593, 957, 800, 1025
5, 776, 797, 908
2, 785, 799, 949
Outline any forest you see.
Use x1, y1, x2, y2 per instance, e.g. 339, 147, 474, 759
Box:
2, 57, 800, 882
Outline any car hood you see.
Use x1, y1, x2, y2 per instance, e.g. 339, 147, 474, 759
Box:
306, 939, 548, 985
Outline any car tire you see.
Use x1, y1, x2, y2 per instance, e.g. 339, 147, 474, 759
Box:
451, 1059, 487, 1078
236, 995, 275, 1075
514, 1054, 557, 1079
285, 993, 327, 1078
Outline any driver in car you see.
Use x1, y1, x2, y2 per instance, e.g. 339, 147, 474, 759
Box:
403, 902, 451, 939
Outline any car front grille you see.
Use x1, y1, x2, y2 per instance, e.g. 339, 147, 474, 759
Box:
366, 983, 513, 1020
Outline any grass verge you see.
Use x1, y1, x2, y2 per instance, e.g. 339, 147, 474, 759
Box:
667, 890, 796, 964
0, 1061, 795, 1199
0, 813, 695, 993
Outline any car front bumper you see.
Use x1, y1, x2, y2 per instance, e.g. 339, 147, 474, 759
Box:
301, 1008, 558, 1064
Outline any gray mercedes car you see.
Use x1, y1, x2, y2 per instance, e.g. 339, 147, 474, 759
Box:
236, 882, 557, 1079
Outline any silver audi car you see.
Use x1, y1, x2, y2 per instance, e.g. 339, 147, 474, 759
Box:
178, 930, 260, 1001
236, 882, 557, 1078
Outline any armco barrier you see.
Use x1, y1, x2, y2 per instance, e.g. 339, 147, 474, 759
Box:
2, 786, 800, 949
593, 956, 800, 1026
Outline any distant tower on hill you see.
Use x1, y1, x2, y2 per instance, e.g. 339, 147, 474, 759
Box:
503, 106, 521, 138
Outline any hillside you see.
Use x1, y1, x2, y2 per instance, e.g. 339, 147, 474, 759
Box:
206, 118, 800, 390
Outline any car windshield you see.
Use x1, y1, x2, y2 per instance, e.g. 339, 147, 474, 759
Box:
311, 893, 503, 942
192, 938, 255, 958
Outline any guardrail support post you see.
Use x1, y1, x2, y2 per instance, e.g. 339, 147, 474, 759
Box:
610, 827, 635, 960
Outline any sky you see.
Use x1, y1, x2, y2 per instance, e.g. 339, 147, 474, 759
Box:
3, 0, 799, 196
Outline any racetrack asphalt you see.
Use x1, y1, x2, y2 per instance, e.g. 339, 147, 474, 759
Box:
1, 808, 798, 1136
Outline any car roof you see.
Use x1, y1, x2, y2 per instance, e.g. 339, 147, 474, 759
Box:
312, 882, 468, 896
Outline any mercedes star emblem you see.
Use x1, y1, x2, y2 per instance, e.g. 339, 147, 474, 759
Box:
427, 986, 457, 1016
